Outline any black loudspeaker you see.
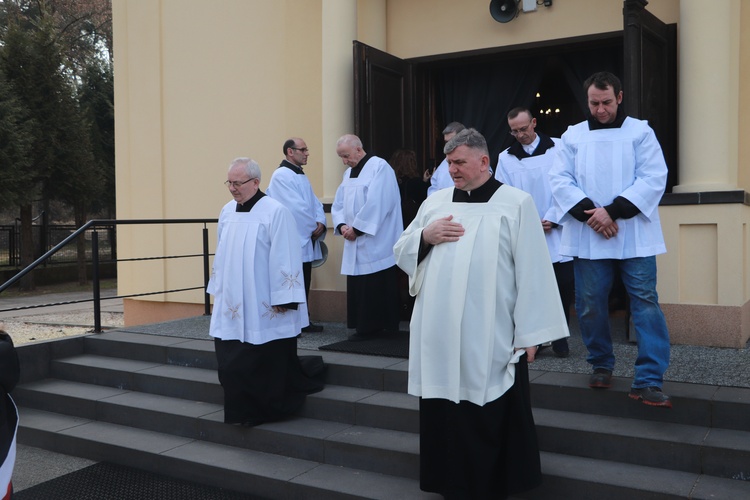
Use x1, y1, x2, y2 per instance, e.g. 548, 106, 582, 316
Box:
489, 0, 519, 23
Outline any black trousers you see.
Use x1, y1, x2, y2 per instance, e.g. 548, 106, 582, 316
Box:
553, 260, 575, 324
302, 261, 312, 301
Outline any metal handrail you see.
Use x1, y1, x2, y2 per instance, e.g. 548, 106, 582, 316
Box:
0, 218, 218, 332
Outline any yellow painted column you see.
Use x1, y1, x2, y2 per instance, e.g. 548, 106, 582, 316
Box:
321, 0, 359, 202
673, 0, 740, 192
113, 0, 169, 301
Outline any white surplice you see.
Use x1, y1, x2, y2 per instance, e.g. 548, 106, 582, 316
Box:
495, 138, 569, 264
267, 165, 326, 263
549, 117, 668, 259
331, 156, 403, 276
394, 185, 569, 406
208, 196, 307, 344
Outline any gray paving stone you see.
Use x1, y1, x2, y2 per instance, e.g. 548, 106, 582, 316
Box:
13, 378, 128, 419
535, 408, 707, 474
325, 426, 420, 479
59, 420, 194, 455
355, 390, 419, 433
291, 463, 441, 500
18, 407, 92, 433
690, 473, 750, 497
534, 452, 699, 499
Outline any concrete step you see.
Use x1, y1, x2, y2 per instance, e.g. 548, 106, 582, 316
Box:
57, 334, 750, 435
523, 452, 750, 500
84, 331, 218, 369
18, 408, 439, 500
18, 406, 750, 500
30, 353, 418, 433
83, 332, 410, 393
15, 379, 421, 479
49, 354, 224, 404
14, 331, 750, 499
534, 407, 750, 481
529, 370, 750, 431
16, 374, 750, 485
85, 332, 750, 432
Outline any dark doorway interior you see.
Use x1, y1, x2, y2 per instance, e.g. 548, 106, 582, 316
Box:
533, 58, 586, 141
421, 39, 624, 169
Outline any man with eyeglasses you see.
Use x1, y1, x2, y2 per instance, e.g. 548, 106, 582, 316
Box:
208, 157, 325, 427
495, 107, 572, 357
549, 71, 672, 408
332, 134, 403, 342
267, 138, 327, 334
427, 122, 466, 196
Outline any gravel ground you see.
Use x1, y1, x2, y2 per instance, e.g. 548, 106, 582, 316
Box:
0, 311, 124, 346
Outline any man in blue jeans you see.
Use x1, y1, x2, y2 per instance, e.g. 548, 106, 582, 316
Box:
549, 71, 672, 408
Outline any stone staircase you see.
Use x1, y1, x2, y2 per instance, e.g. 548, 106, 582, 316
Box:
12, 330, 750, 499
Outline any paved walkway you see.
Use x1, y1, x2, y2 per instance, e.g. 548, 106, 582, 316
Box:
2, 290, 749, 496
0, 288, 123, 319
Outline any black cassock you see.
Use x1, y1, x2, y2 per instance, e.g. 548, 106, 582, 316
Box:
416, 178, 543, 499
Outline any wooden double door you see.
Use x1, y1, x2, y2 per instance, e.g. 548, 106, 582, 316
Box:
353, 0, 677, 191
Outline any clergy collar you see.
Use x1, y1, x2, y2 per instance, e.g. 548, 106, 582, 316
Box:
236, 189, 266, 212
588, 107, 627, 130
507, 132, 555, 159
349, 153, 372, 179
452, 176, 502, 203
279, 159, 305, 174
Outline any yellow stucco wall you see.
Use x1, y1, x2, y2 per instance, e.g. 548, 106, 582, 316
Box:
114, 0, 750, 346
386, 0, 678, 59
740, 0, 750, 192
114, 0, 352, 313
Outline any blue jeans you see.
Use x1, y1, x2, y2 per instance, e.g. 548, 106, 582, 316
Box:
574, 257, 670, 389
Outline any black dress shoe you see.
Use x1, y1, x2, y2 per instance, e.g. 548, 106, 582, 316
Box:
536, 343, 550, 354
302, 323, 324, 333
552, 338, 569, 358
589, 368, 612, 389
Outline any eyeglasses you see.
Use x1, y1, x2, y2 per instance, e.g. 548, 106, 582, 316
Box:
224, 178, 256, 189
290, 147, 309, 153
509, 123, 533, 136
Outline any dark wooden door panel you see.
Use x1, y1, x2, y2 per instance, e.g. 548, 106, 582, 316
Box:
353, 41, 413, 160
624, 0, 678, 190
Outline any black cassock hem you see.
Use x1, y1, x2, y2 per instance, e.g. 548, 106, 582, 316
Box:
419, 356, 542, 499
214, 337, 325, 426
346, 265, 400, 334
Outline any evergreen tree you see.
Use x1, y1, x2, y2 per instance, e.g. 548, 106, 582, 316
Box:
79, 61, 115, 217
1, 1, 107, 287
0, 68, 35, 211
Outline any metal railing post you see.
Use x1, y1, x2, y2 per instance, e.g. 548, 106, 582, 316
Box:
1, 219, 218, 330
92, 231, 102, 333
203, 226, 211, 316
